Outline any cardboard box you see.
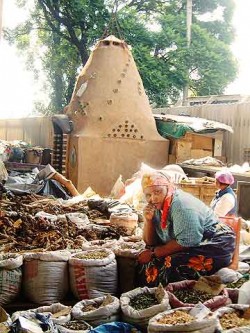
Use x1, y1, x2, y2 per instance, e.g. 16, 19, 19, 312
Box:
176, 140, 192, 162
191, 134, 213, 150
190, 149, 212, 159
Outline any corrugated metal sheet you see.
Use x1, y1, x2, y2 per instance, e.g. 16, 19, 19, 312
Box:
154, 102, 250, 165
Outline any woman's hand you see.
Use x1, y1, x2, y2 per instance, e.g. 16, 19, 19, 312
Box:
143, 203, 156, 220
154, 246, 165, 258
138, 249, 153, 264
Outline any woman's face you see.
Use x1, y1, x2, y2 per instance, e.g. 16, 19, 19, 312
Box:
144, 185, 168, 210
215, 179, 220, 188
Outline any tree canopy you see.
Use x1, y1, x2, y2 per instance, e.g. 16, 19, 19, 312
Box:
5, 0, 237, 113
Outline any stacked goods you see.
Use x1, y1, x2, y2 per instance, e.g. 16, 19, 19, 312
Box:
69, 249, 117, 299
23, 251, 70, 305
0, 253, 23, 305
120, 285, 170, 331
72, 295, 120, 327
148, 306, 218, 333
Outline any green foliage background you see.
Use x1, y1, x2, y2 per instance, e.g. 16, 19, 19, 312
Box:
5, 0, 237, 113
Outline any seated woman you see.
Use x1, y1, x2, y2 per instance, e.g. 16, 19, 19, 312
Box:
137, 170, 236, 287
210, 169, 237, 217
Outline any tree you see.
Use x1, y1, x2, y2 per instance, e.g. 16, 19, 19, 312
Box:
4, 0, 237, 112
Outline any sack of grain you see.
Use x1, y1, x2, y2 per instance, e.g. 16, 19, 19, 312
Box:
72, 295, 120, 327
23, 251, 70, 305
69, 249, 117, 299
148, 305, 218, 333
0, 253, 23, 305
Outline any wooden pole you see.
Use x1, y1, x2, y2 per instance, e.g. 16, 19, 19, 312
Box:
182, 0, 192, 106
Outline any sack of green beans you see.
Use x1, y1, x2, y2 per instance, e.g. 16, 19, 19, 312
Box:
120, 285, 170, 331
166, 280, 230, 311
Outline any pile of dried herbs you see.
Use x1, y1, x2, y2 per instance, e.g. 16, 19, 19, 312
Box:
82, 303, 99, 312
60, 321, 89, 330
130, 293, 158, 310
82, 295, 113, 312
173, 288, 214, 304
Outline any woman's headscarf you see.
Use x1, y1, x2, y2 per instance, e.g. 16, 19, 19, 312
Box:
141, 170, 175, 229
215, 169, 234, 185
141, 170, 171, 190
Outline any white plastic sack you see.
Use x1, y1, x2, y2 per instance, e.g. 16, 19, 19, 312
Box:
110, 175, 125, 199
148, 305, 218, 333
215, 268, 243, 284
81, 239, 120, 252
23, 251, 70, 305
11, 309, 36, 322
66, 213, 90, 229
114, 240, 145, 258
120, 286, 170, 330
35, 211, 58, 222
69, 249, 117, 299
120, 178, 145, 211
238, 281, 250, 304
72, 295, 120, 327
0, 253, 23, 305
35, 303, 71, 324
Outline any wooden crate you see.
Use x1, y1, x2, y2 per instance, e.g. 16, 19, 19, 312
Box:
200, 185, 217, 206
179, 181, 217, 206
190, 149, 213, 159
169, 133, 214, 163
178, 183, 200, 200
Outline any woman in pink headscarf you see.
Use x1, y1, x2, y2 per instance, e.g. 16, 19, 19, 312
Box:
210, 169, 237, 217
137, 170, 236, 287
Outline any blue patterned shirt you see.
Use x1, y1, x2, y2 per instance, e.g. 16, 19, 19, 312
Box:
153, 189, 218, 247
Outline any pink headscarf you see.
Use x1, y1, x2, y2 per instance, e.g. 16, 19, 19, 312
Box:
141, 171, 170, 190
215, 169, 234, 185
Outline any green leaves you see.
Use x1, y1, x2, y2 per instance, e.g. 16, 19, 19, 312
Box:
4, 0, 237, 112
